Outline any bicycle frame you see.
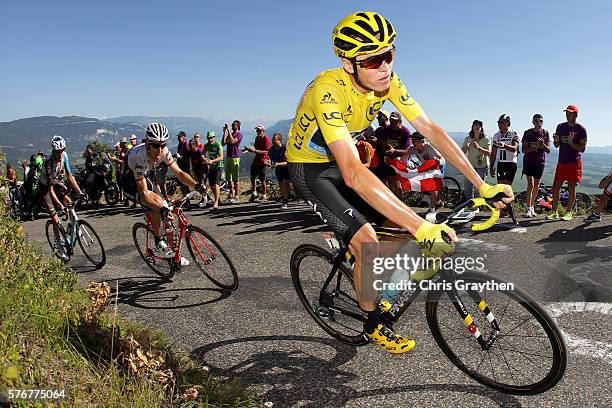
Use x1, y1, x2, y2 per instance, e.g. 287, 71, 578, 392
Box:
316, 196, 506, 349
143, 203, 190, 264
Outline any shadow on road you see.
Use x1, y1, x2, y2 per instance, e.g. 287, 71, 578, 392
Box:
191, 335, 521, 407
537, 223, 612, 302
105, 276, 231, 310
205, 202, 325, 235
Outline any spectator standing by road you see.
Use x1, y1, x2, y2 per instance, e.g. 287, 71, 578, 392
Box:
21, 160, 29, 181
547, 105, 587, 221
110, 137, 129, 203
490, 114, 520, 186
403, 132, 445, 221
189, 137, 209, 208
204, 131, 224, 211
372, 110, 390, 179
176, 131, 191, 196
246, 125, 271, 202
268, 133, 290, 209
462, 120, 491, 200
222, 120, 243, 203
378, 111, 411, 196
129, 134, 138, 149
521, 114, 551, 217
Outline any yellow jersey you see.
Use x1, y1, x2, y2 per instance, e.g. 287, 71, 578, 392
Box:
286, 68, 424, 163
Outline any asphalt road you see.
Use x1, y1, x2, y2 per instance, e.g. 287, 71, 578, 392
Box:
23, 201, 612, 408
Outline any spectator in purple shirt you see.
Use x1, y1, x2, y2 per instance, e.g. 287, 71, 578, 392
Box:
267, 133, 290, 209
176, 131, 191, 196
547, 105, 587, 221
222, 120, 243, 203
521, 114, 551, 217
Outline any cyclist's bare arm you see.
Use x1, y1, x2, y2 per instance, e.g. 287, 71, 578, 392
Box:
67, 173, 82, 196
328, 138, 439, 237
136, 178, 165, 211
410, 113, 513, 207
168, 161, 197, 190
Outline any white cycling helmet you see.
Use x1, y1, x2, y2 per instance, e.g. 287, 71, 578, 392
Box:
145, 122, 169, 143
51, 135, 66, 151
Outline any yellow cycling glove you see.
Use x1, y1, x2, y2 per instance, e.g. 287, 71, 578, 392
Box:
479, 183, 513, 200
414, 221, 455, 258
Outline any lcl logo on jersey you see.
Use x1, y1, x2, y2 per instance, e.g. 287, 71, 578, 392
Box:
366, 101, 383, 121
296, 113, 316, 132
323, 111, 343, 127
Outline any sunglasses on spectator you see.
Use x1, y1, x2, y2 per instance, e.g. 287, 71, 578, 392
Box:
207, 137, 214, 140
535, 119, 543, 123
354, 48, 395, 70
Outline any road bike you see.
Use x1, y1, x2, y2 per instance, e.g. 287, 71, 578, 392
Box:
290, 196, 566, 395
44, 197, 106, 268
132, 190, 239, 290
515, 183, 593, 213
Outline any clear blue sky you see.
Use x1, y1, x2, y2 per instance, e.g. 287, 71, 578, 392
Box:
2, 0, 610, 145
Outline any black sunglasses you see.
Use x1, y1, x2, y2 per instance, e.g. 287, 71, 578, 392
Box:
354, 48, 395, 70
149, 143, 166, 149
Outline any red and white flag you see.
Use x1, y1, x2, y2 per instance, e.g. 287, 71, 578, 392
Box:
386, 159, 443, 192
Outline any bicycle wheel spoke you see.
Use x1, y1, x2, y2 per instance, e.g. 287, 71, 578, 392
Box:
186, 226, 238, 290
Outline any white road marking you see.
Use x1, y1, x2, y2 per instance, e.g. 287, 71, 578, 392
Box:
458, 238, 511, 252
547, 302, 612, 364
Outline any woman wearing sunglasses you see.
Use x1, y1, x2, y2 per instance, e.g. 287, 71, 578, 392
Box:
285, 11, 514, 354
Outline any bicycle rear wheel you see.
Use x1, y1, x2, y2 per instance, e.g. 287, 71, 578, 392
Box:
441, 176, 463, 207
132, 222, 174, 279
426, 271, 566, 395
573, 193, 593, 212
77, 220, 106, 268
291, 244, 368, 346
45, 220, 70, 263
185, 226, 238, 291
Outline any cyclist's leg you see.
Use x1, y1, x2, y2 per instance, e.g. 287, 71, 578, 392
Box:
41, 186, 60, 240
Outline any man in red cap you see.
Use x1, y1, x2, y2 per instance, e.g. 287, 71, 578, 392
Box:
547, 104, 587, 221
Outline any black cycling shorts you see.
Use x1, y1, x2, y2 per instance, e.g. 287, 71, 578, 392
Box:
288, 162, 386, 245
496, 162, 517, 183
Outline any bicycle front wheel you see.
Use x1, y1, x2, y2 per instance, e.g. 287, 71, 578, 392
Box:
45, 220, 70, 263
291, 244, 368, 346
185, 226, 238, 291
132, 222, 174, 279
426, 271, 567, 395
77, 220, 106, 268
441, 176, 463, 207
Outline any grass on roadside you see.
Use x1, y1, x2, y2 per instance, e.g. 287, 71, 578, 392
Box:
0, 202, 262, 407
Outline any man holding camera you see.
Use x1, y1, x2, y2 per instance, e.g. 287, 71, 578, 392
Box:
222, 120, 243, 203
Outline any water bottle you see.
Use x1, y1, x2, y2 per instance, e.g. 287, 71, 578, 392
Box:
380, 268, 411, 302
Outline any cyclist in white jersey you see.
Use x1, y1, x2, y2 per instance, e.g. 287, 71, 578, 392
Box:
126, 123, 203, 259
40, 135, 86, 260
490, 114, 520, 185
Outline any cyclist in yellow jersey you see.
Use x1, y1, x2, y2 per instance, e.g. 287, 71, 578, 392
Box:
287, 11, 514, 354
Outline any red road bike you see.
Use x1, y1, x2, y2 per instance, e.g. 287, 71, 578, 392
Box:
132, 191, 238, 291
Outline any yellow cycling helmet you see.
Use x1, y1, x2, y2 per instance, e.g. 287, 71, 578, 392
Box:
332, 11, 396, 59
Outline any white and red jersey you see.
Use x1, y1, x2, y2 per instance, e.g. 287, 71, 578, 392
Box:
127, 143, 174, 181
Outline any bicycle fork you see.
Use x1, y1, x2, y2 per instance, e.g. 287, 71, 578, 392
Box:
447, 286, 501, 350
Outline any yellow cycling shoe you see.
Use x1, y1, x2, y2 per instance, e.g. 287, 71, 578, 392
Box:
366, 324, 416, 354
